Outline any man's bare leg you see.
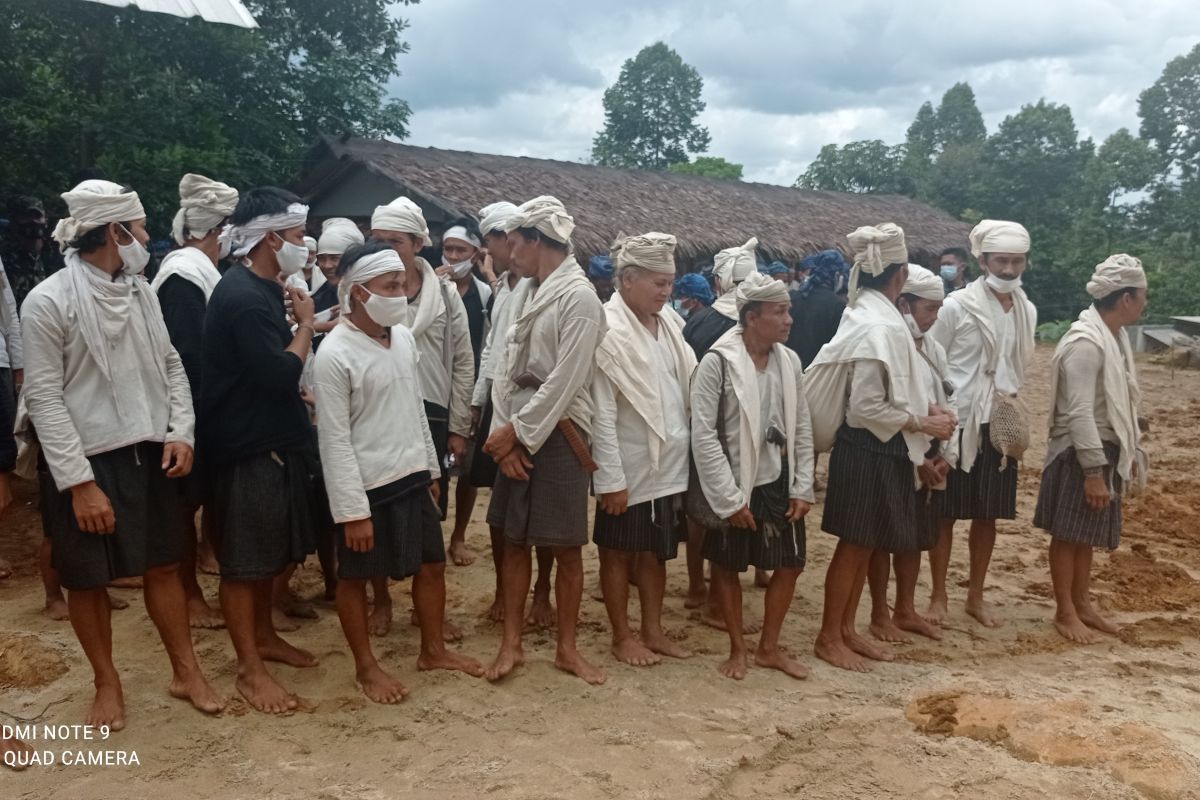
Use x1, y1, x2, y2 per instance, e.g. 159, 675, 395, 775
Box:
448, 480, 478, 566
40, 538, 69, 620
486, 543, 531, 680
66, 587, 125, 729
220, 579, 297, 714
844, 553, 895, 662
368, 576, 393, 636
756, 567, 808, 679
1, 732, 33, 770
552, 545, 606, 685
710, 563, 748, 679
255, 579, 318, 667
814, 541, 871, 672
272, 564, 316, 628
637, 552, 690, 659
1072, 545, 1120, 634
527, 546, 555, 628
335, 579, 407, 703
966, 519, 1001, 627
893, 552, 942, 639
1049, 539, 1100, 643
924, 519, 954, 624
487, 524, 506, 621
142, 563, 224, 714
180, 507, 223, 629
753, 567, 771, 588
867, 550, 911, 643
414, 562, 485, 675
684, 519, 706, 608
196, 506, 220, 575
599, 547, 658, 666
701, 563, 763, 634
315, 521, 338, 602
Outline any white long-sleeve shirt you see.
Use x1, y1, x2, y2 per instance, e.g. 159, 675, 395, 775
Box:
471, 274, 521, 410
0, 256, 22, 370
407, 275, 475, 438
310, 321, 441, 523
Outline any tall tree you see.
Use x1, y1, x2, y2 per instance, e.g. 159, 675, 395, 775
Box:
592, 42, 711, 170
667, 156, 743, 180
1139, 42, 1200, 179
933, 82, 987, 148
795, 140, 909, 194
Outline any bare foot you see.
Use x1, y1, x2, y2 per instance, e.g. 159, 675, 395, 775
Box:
368, 601, 393, 637
356, 663, 409, 704
814, 635, 870, 673
589, 579, 605, 602
271, 607, 300, 633
485, 643, 525, 681
869, 618, 914, 644
845, 630, 895, 662
526, 593, 555, 629
612, 637, 661, 667
643, 633, 691, 660
449, 540, 477, 567
410, 610, 463, 642
107, 590, 130, 611
700, 608, 763, 635
87, 682, 126, 731
755, 647, 809, 679
486, 595, 505, 623
966, 598, 1002, 628
1055, 613, 1101, 644
280, 596, 318, 620
168, 670, 226, 714
0, 558, 12, 580
44, 596, 70, 621
1077, 606, 1121, 635
1, 734, 33, 770
718, 651, 749, 680
109, 576, 143, 589
684, 586, 706, 609
753, 568, 771, 588
187, 597, 226, 630
417, 648, 486, 677
197, 546, 220, 576
555, 647, 607, 685
236, 670, 298, 714
924, 595, 949, 625
258, 635, 319, 668
895, 610, 944, 641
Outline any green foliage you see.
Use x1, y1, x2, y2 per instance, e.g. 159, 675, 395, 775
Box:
1036, 320, 1073, 343
667, 156, 743, 180
592, 42, 711, 170
1139, 42, 1200, 179
795, 140, 909, 193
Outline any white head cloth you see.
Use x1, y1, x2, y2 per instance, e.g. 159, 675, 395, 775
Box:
337, 248, 406, 313
478, 201, 520, 235
228, 202, 309, 258
371, 196, 432, 247
713, 237, 759, 292
846, 223, 907, 306
52, 180, 146, 252
442, 225, 481, 249
902, 263, 945, 301
304, 236, 317, 253
1087, 253, 1147, 300
505, 195, 575, 244
612, 231, 677, 276
969, 219, 1031, 258
171, 173, 238, 246
735, 270, 790, 311
317, 217, 364, 256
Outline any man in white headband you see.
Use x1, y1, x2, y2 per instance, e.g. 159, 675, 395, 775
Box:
483, 195, 608, 684
22, 178, 224, 729
1035, 254, 1148, 645
807, 225, 956, 672
866, 265, 958, 646
690, 271, 814, 680
683, 237, 759, 359
311, 240, 486, 703
150, 172, 239, 631
198, 186, 321, 715
591, 232, 695, 667
311, 218, 365, 336
926, 218, 1036, 629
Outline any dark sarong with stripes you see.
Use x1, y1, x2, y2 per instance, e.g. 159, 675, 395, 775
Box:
1033, 443, 1123, 550
466, 400, 499, 488
702, 457, 806, 573
594, 494, 681, 562
337, 475, 445, 581
941, 424, 1019, 521
424, 400, 451, 520
489, 427, 590, 549
822, 425, 921, 553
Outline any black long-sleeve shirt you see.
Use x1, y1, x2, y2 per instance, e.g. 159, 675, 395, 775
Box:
157, 275, 207, 403
787, 286, 846, 369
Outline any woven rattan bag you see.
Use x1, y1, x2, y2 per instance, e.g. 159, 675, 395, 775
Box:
989, 391, 1030, 469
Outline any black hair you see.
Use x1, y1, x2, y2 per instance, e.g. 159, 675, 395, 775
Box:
859, 262, 905, 292
336, 239, 398, 280
514, 226, 569, 253
68, 186, 137, 253
230, 186, 302, 227
738, 301, 763, 327
1093, 286, 1140, 311
444, 217, 482, 246
6, 194, 44, 219
941, 247, 969, 263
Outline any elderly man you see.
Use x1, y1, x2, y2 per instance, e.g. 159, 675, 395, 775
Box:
592, 232, 696, 667
1035, 255, 1148, 644
692, 272, 814, 680
23, 179, 224, 728
926, 220, 1036, 628
483, 196, 607, 684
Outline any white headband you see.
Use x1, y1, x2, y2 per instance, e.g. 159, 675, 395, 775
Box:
337, 249, 406, 313
52, 180, 146, 251
442, 225, 481, 249
228, 202, 309, 258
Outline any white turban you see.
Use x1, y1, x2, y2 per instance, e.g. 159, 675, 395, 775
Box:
52, 180, 146, 252
612, 231, 677, 276
371, 196, 433, 247
478, 201, 520, 236
735, 270, 791, 311
713, 237, 759, 293
228, 202, 309, 259
317, 217, 364, 256
1087, 253, 1147, 300
506, 195, 575, 244
969, 219, 1031, 258
846, 223, 907, 306
902, 263, 945, 301
442, 225, 481, 249
337, 248, 406, 314
304, 236, 317, 253
171, 173, 238, 246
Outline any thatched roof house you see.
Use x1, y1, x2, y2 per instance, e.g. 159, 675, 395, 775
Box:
293, 135, 971, 267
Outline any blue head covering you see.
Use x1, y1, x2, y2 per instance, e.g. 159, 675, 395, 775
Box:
799, 249, 850, 296
673, 273, 715, 306
588, 254, 613, 280
761, 260, 789, 277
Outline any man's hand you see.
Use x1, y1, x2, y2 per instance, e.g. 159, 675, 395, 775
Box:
299, 385, 316, 409
344, 518, 374, 553
786, 499, 811, 522
285, 285, 315, 327
435, 265, 453, 279
599, 490, 628, 516
12, 369, 22, 394
162, 442, 194, 478
918, 458, 941, 489
429, 480, 441, 506
932, 456, 951, 483
498, 448, 533, 481
480, 252, 498, 284
919, 413, 956, 441
1084, 474, 1111, 511
727, 505, 757, 531
929, 404, 959, 427
484, 422, 518, 460
469, 406, 482, 438
447, 433, 468, 464
71, 481, 116, 534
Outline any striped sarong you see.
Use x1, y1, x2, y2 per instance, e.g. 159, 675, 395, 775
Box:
1033, 443, 1123, 550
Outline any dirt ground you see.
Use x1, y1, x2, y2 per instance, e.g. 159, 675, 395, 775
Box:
3, 346, 1200, 800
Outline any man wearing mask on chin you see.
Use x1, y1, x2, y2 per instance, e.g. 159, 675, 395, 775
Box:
200, 187, 321, 715
21, 180, 224, 730
926, 220, 1036, 630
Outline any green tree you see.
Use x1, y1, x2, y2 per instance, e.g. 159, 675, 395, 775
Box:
667, 156, 743, 180
794, 140, 909, 193
1138, 42, 1200, 179
933, 82, 987, 148
592, 42, 711, 170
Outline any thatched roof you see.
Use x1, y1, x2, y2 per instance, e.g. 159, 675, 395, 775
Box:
293, 135, 971, 266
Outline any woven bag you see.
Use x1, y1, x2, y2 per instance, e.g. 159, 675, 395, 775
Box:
989, 391, 1030, 469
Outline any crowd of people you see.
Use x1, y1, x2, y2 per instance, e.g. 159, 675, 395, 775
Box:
0, 174, 1150, 765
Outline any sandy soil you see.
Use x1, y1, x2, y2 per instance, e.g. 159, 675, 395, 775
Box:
3, 346, 1200, 799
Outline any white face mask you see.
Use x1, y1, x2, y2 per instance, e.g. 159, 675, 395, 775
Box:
274, 233, 310, 276
447, 258, 473, 280
362, 290, 409, 327
218, 236, 232, 260
903, 312, 925, 340
985, 273, 1022, 294
117, 225, 151, 274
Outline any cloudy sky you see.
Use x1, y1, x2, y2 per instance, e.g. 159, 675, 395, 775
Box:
388, 1, 1200, 186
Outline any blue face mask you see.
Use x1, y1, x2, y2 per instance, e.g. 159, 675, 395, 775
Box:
671, 299, 688, 318
939, 265, 960, 282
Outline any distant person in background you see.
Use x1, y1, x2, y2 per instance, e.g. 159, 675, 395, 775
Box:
762, 260, 790, 284
1, 195, 55, 309
313, 217, 365, 336
588, 254, 614, 302
939, 247, 971, 294
683, 237, 759, 360
672, 272, 714, 319
786, 249, 850, 369
0, 253, 21, 563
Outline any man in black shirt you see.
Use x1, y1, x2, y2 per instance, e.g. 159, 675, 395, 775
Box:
0, 195, 56, 309
787, 249, 849, 369
200, 187, 319, 715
